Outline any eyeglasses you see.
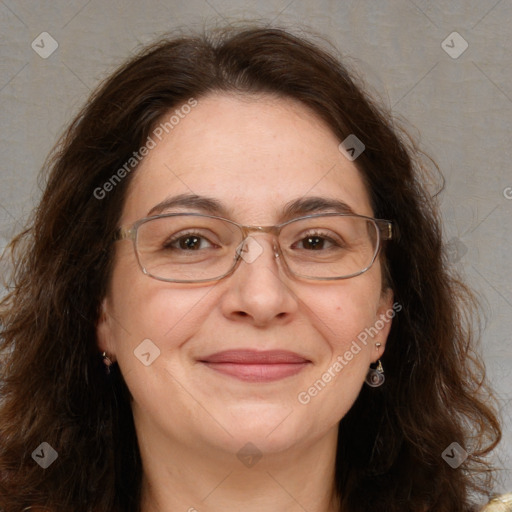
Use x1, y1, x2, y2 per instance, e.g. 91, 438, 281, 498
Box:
115, 213, 393, 283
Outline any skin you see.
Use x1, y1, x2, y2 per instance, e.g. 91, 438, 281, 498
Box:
97, 92, 393, 512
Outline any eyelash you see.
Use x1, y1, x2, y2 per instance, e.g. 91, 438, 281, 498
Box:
292, 230, 343, 250
163, 229, 343, 251
163, 230, 218, 250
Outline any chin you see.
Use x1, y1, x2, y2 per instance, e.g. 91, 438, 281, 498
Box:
210, 408, 310, 450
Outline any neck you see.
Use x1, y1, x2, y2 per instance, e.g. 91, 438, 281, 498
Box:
138, 422, 341, 512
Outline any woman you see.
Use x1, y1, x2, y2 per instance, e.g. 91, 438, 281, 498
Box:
0, 25, 504, 512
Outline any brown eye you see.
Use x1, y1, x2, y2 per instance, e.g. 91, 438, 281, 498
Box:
292, 231, 343, 251
299, 235, 329, 250
179, 235, 201, 250
163, 232, 215, 251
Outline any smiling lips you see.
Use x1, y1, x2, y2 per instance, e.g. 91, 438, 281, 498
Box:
199, 349, 311, 382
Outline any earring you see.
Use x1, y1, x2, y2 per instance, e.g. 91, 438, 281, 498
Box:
365, 359, 385, 387
102, 351, 113, 375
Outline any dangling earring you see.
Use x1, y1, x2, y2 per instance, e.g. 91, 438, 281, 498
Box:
365, 360, 385, 387
365, 342, 385, 387
102, 351, 113, 375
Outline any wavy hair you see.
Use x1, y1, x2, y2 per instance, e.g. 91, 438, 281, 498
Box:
0, 25, 502, 512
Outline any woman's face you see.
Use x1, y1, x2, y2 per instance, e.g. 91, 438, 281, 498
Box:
97, 92, 393, 459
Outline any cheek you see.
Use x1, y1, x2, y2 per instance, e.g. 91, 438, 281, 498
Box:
296, 279, 382, 414
297, 326, 374, 426
110, 281, 210, 348
105, 279, 212, 418
105, 248, 210, 366
308, 279, 382, 356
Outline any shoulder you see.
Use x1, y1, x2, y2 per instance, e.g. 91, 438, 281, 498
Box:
479, 493, 512, 511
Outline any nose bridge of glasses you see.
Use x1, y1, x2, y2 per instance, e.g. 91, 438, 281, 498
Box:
240, 224, 280, 235
238, 224, 278, 240
238, 225, 282, 259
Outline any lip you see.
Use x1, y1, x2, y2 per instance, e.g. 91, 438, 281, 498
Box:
199, 350, 311, 382
200, 349, 309, 364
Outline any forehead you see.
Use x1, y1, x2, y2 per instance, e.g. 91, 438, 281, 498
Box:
121, 93, 373, 225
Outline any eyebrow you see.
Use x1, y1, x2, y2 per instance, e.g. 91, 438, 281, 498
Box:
147, 193, 357, 221
148, 193, 231, 217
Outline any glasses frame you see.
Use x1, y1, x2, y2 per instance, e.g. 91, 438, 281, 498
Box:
115, 212, 394, 283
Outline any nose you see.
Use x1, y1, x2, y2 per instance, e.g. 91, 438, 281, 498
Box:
219, 235, 298, 327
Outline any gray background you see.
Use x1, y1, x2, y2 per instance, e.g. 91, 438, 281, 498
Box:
1, 0, 511, 493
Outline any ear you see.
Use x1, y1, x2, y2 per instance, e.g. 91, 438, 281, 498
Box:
372, 287, 395, 362
96, 297, 116, 361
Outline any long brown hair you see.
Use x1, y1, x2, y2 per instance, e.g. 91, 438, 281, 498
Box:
0, 25, 502, 512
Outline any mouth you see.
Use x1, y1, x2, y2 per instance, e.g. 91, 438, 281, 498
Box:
198, 349, 311, 383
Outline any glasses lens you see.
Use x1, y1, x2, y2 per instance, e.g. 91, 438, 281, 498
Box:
134, 214, 380, 282
280, 215, 379, 279
135, 215, 241, 282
